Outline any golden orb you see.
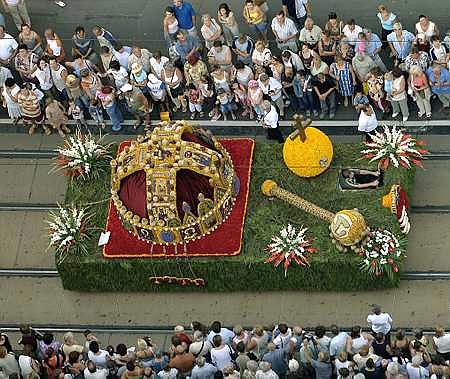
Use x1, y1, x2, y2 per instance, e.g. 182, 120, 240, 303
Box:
283, 127, 333, 177
330, 209, 367, 246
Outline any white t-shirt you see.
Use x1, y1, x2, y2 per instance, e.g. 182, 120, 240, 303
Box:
367, 312, 392, 334
87, 350, 110, 368
207, 328, 235, 345
157, 368, 178, 379
258, 77, 282, 101
210, 346, 233, 371
18, 356, 33, 376
330, 332, 349, 357
406, 364, 429, 379
150, 56, 169, 79
299, 25, 322, 45
433, 334, 450, 353
32, 66, 53, 91
294, 0, 308, 18
0, 33, 18, 60
83, 368, 108, 379
358, 108, 378, 133
271, 18, 298, 41
263, 105, 279, 128
273, 331, 292, 349
342, 24, 363, 46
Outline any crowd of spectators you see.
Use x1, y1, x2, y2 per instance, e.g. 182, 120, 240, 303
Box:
3, 307, 450, 379
0, 0, 449, 139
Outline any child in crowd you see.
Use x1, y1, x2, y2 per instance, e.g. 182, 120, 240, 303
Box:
355, 32, 367, 54
353, 83, 369, 113
293, 70, 316, 117
232, 82, 253, 119
45, 98, 70, 137
187, 83, 203, 119
384, 71, 393, 100
89, 98, 105, 129
68, 101, 88, 129
216, 88, 236, 121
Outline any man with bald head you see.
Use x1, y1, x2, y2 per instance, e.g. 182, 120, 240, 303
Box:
168, 345, 195, 375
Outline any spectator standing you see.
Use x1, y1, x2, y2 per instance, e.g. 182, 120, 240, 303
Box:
387, 23, 415, 66
232, 33, 254, 66
2, 0, 30, 31
364, 29, 387, 72
0, 346, 19, 377
191, 357, 217, 379
72, 26, 98, 65
161, 61, 187, 113
92, 25, 117, 51
168, 345, 196, 376
258, 73, 285, 119
217, 3, 239, 46
1, 77, 20, 124
128, 46, 152, 74
406, 355, 429, 379
409, 65, 432, 118
376, 5, 398, 47
163, 7, 179, 46
404, 46, 430, 72
389, 67, 409, 121
367, 305, 393, 338
303, 340, 332, 379
243, 0, 267, 42
260, 100, 284, 143
281, 0, 310, 30
330, 54, 355, 107
0, 26, 17, 66
84, 361, 108, 379
343, 20, 362, 46
432, 327, 450, 360
299, 17, 322, 48
44, 28, 64, 62
113, 44, 132, 70
271, 10, 298, 53
172, 0, 197, 38
18, 23, 43, 56
17, 82, 48, 135
415, 15, 439, 41
201, 14, 223, 50
96, 85, 123, 132
174, 31, 200, 64
189, 331, 213, 358
262, 342, 289, 378
247, 79, 264, 120
313, 72, 336, 119
252, 40, 271, 67
426, 64, 450, 113
210, 335, 234, 372
256, 361, 279, 379
149, 50, 169, 80
14, 44, 37, 81
120, 83, 150, 129
324, 12, 344, 42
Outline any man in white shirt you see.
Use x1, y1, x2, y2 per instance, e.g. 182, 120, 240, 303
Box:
207, 321, 235, 345
433, 327, 450, 359
281, 0, 311, 30
329, 325, 350, 358
273, 324, 292, 349
299, 17, 322, 48
367, 305, 393, 338
0, 26, 18, 65
83, 361, 108, 379
271, 10, 298, 52
127, 46, 152, 74
149, 51, 169, 79
342, 19, 362, 46
113, 44, 132, 69
261, 100, 284, 143
258, 73, 284, 118
191, 356, 217, 379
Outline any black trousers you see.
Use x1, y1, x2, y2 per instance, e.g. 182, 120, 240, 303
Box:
267, 125, 285, 143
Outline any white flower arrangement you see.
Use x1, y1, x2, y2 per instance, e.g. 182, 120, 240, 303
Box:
360, 124, 428, 170
359, 228, 405, 279
53, 130, 111, 180
47, 204, 91, 263
265, 224, 317, 276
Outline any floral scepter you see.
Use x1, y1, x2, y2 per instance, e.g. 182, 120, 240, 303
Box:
360, 124, 428, 170
265, 224, 317, 276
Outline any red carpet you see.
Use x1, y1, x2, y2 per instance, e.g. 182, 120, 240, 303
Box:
103, 138, 255, 259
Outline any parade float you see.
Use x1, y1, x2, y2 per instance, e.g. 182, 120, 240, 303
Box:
51, 120, 422, 292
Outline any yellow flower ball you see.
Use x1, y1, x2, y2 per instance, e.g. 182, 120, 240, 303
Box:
283, 127, 334, 177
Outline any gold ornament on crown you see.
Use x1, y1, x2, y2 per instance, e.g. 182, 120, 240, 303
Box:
261, 180, 369, 252
110, 121, 239, 245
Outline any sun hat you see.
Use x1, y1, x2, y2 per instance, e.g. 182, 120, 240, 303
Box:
248, 79, 258, 88
131, 63, 142, 74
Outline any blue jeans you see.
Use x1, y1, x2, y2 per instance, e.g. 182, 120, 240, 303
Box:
249, 22, 267, 37
105, 102, 123, 131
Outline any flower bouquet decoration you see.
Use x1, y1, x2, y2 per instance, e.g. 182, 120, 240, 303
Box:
53, 130, 111, 180
265, 224, 317, 276
47, 204, 92, 264
359, 228, 406, 279
360, 124, 428, 170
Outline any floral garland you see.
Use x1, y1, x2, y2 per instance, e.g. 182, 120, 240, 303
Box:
47, 204, 92, 264
360, 124, 428, 170
53, 130, 111, 180
358, 228, 406, 279
265, 224, 317, 276
149, 276, 205, 286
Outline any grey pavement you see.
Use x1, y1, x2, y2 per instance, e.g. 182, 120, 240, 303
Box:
411, 161, 450, 207
2, 277, 450, 329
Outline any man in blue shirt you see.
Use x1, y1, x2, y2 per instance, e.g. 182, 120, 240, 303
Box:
172, 0, 197, 37
364, 29, 387, 72
387, 22, 415, 63
426, 64, 450, 111
174, 30, 201, 63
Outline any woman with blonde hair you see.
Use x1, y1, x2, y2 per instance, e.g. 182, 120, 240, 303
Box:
310, 52, 329, 76
252, 40, 272, 67
247, 326, 269, 360
409, 64, 431, 118
376, 4, 398, 47
61, 332, 84, 360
